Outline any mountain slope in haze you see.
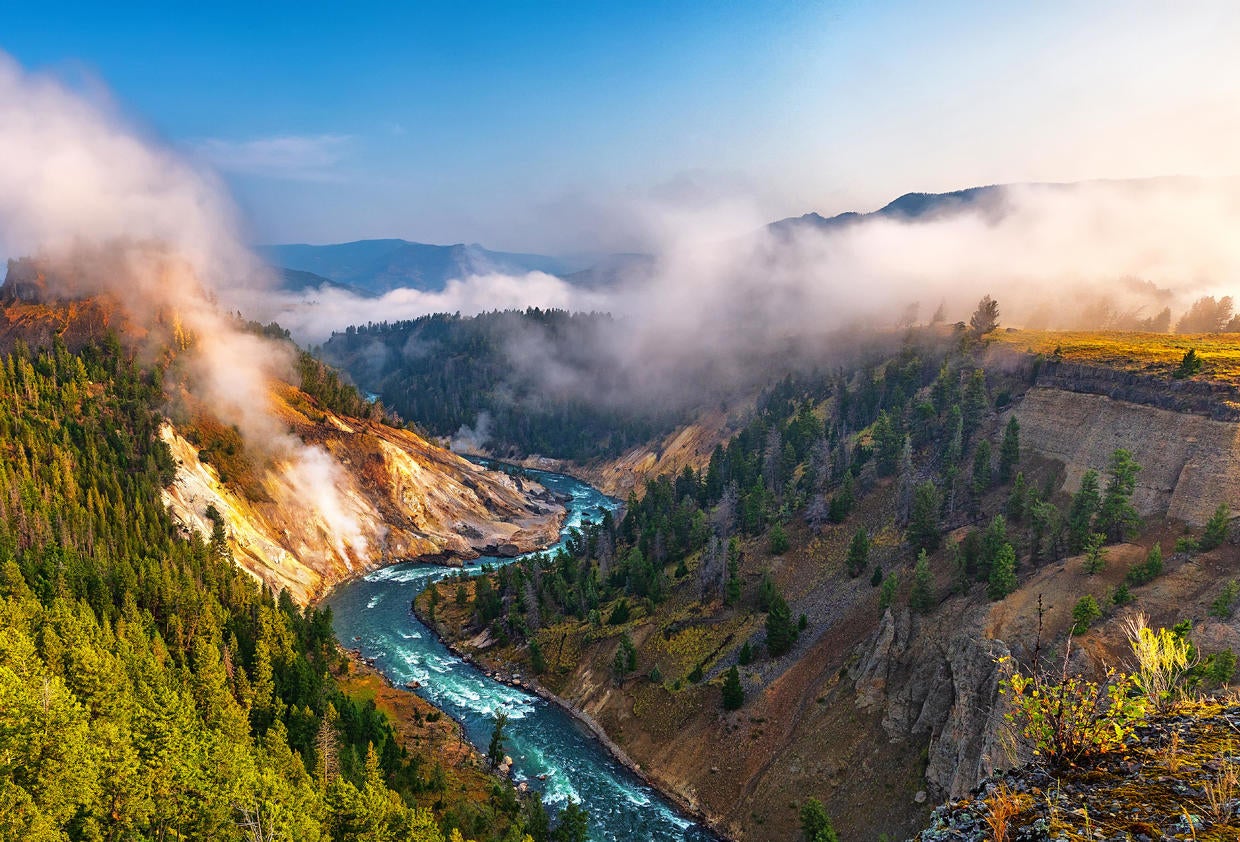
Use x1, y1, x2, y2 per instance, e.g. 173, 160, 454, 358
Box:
256, 239, 603, 294
768, 184, 1010, 235
276, 265, 363, 295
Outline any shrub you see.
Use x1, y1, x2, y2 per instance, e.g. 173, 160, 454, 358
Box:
769, 523, 789, 555
799, 798, 839, 842
1110, 583, 1132, 606
879, 572, 898, 611
999, 642, 1147, 770
1127, 542, 1163, 585
1122, 613, 1195, 710
1210, 579, 1240, 619
1174, 536, 1199, 554
606, 598, 631, 625
1201, 503, 1231, 551
1071, 595, 1101, 635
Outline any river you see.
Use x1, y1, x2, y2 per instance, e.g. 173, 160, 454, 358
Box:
325, 464, 720, 842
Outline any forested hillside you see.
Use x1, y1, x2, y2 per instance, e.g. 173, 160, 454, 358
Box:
0, 335, 558, 842
420, 313, 1240, 840
319, 310, 686, 461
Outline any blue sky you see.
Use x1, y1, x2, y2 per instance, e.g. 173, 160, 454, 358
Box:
5, 2, 1240, 252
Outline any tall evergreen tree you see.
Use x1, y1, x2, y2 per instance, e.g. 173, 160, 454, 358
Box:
908, 482, 941, 554
909, 550, 935, 614
721, 666, 744, 710
998, 416, 1020, 483
765, 593, 796, 657
1097, 449, 1142, 542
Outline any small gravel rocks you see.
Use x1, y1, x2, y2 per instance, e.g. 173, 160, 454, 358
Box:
908, 702, 1240, 841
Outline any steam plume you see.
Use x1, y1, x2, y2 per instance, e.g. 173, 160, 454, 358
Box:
0, 53, 369, 563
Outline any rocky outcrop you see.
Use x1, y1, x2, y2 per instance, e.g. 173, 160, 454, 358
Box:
162, 394, 564, 604
1034, 356, 1240, 421
851, 608, 1014, 799
1012, 387, 1240, 524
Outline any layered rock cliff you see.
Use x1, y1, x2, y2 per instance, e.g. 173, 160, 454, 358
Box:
162, 387, 565, 604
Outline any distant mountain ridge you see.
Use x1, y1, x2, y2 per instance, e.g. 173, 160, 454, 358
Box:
260, 178, 1213, 298
768, 184, 1010, 234
256, 239, 607, 295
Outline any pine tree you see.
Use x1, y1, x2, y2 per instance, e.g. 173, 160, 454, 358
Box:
962, 370, 989, 442
1067, 470, 1101, 553
998, 416, 1020, 483
908, 482, 941, 554
800, 797, 840, 842
487, 712, 508, 769
1071, 595, 1102, 634
1006, 471, 1027, 523
971, 440, 992, 500
766, 593, 796, 657
1097, 450, 1142, 542
909, 550, 935, 614
879, 572, 899, 611
721, 666, 744, 710
1083, 532, 1107, 574
769, 522, 789, 555
1201, 503, 1231, 551
987, 542, 1018, 600
724, 538, 742, 606
552, 800, 590, 842
846, 528, 870, 578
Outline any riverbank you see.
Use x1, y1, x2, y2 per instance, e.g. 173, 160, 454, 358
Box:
413, 598, 733, 842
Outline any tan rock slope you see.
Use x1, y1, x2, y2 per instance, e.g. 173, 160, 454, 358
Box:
163, 387, 564, 604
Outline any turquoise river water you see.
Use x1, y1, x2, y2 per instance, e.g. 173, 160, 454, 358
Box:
325, 464, 720, 842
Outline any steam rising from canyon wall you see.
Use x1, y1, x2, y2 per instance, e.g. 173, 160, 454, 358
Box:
0, 53, 369, 564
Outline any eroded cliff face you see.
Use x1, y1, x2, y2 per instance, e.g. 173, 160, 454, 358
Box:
1012, 386, 1240, 525
162, 388, 564, 604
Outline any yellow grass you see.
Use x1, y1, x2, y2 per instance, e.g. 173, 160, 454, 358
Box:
994, 330, 1240, 385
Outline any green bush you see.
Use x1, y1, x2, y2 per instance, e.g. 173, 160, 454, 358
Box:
606, 598, 631, 625
799, 798, 839, 842
1210, 579, 1240, 619
1000, 655, 1146, 770
769, 523, 790, 555
1126, 543, 1163, 585
1071, 595, 1102, 635
738, 641, 753, 666
1201, 503, 1231, 551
